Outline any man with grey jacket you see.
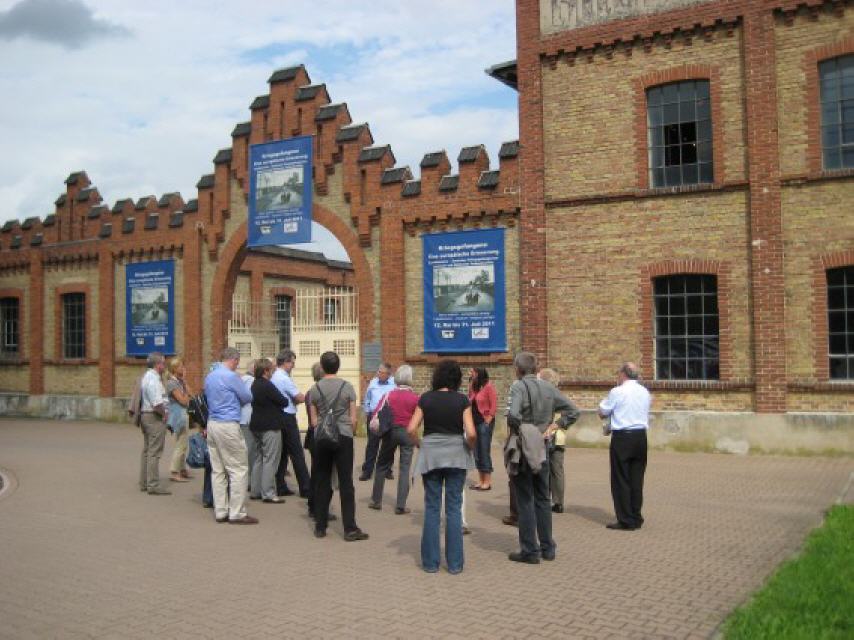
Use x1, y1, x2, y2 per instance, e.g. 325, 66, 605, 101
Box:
505, 351, 579, 564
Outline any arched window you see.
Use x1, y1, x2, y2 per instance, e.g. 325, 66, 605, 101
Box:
826, 266, 854, 379
646, 80, 713, 188
653, 274, 719, 380
819, 54, 854, 170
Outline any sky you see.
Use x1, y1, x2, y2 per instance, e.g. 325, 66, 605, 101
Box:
0, 0, 518, 261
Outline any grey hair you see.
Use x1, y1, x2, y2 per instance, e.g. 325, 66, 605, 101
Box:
394, 364, 413, 386
513, 351, 538, 376
147, 352, 165, 368
245, 359, 256, 374
311, 362, 324, 382
221, 347, 240, 362
620, 362, 640, 380
277, 349, 296, 366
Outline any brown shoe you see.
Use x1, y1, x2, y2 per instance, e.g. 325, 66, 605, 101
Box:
229, 516, 259, 525
170, 473, 189, 483
502, 515, 518, 527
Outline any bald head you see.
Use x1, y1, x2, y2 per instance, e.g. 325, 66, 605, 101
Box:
619, 362, 639, 380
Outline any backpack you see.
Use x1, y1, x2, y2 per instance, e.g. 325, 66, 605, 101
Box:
187, 393, 209, 429
314, 381, 347, 447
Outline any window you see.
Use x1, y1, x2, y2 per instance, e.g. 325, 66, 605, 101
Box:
333, 339, 356, 356
827, 266, 854, 379
323, 298, 340, 326
299, 340, 320, 357
275, 295, 292, 352
0, 297, 19, 358
647, 80, 713, 188
819, 55, 854, 170
654, 274, 719, 380
62, 292, 86, 359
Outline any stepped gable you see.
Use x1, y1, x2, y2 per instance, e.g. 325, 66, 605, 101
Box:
2, 63, 520, 258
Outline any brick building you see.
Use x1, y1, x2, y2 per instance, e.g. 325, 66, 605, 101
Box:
0, 0, 852, 451
504, 0, 853, 451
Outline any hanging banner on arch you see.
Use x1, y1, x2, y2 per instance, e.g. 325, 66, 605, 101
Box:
423, 228, 506, 353
126, 260, 175, 356
248, 136, 313, 246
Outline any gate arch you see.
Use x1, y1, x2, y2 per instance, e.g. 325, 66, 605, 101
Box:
209, 202, 376, 370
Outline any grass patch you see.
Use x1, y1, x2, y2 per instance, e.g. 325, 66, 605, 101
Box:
723, 505, 854, 640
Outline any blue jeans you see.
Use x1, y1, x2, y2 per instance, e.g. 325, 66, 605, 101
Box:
474, 421, 494, 473
421, 468, 466, 573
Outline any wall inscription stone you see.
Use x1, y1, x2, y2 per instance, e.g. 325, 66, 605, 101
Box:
540, 0, 715, 36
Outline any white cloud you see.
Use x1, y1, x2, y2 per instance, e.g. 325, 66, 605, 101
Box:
0, 0, 518, 260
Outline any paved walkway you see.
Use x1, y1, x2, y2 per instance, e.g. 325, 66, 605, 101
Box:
0, 418, 851, 640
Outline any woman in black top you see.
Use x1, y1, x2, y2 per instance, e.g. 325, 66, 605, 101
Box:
248, 358, 289, 503
407, 359, 476, 574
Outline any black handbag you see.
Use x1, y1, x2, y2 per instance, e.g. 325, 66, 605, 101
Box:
314, 381, 347, 446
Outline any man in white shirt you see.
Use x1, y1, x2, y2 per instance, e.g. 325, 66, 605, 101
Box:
139, 352, 170, 495
598, 362, 652, 531
271, 349, 310, 498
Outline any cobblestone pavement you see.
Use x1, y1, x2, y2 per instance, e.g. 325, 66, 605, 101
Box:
0, 418, 851, 640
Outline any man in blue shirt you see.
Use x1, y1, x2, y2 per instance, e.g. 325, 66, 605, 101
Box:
204, 347, 257, 525
271, 349, 311, 498
359, 362, 397, 481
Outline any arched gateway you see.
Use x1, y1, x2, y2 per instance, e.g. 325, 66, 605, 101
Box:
0, 64, 521, 418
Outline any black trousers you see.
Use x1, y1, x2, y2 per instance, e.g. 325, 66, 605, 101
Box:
277, 414, 311, 496
609, 430, 648, 528
313, 436, 357, 533
360, 429, 382, 477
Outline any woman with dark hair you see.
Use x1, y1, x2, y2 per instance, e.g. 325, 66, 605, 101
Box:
248, 358, 288, 503
308, 351, 368, 542
468, 367, 497, 491
407, 359, 476, 574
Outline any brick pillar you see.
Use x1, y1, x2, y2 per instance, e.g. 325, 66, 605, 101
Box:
98, 248, 115, 397
380, 211, 405, 367
516, 0, 548, 364
184, 229, 204, 392
743, 6, 786, 412
28, 253, 44, 395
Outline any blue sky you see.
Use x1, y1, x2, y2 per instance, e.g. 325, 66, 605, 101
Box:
0, 0, 518, 261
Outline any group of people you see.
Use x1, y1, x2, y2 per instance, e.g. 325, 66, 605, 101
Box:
134, 347, 651, 573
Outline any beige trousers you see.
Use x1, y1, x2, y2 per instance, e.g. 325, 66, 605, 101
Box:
170, 427, 190, 474
206, 419, 249, 520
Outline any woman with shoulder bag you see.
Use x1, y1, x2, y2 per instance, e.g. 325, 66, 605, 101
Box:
468, 367, 497, 491
308, 351, 368, 542
166, 357, 192, 483
369, 364, 419, 514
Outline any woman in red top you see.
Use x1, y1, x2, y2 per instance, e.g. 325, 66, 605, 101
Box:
468, 367, 497, 490
369, 364, 420, 514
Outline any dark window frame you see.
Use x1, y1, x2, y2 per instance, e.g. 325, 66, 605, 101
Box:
819, 54, 854, 171
275, 294, 292, 353
653, 274, 720, 381
61, 292, 86, 360
646, 80, 714, 188
827, 266, 854, 380
0, 297, 20, 358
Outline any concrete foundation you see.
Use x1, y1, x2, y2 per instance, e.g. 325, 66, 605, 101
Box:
1, 393, 852, 454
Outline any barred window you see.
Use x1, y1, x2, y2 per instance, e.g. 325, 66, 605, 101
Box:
827, 266, 854, 379
62, 292, 86, 359
275, 295, 292, 352
0, 297, 19, 357
654, 274, 719, 380
333, 339, 356, 356
819, 55, 854, 170
323, 298, 339, 326
299, 340, 320, 357
647, 80, 713, 188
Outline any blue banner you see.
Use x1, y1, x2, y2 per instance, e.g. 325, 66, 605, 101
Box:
126, 260, 175, 356
423, 228, 506, 353
248, 136, 313, 246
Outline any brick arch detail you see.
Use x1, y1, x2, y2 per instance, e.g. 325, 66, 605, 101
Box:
209, 203, 375, 363
804, 37, 854, 176
633, 64, 725, 189
639, 259, 733, 382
